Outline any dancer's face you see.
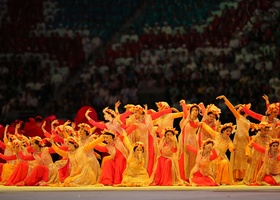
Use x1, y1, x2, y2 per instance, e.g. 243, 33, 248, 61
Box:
270, 142, 279, 153
207, 113, 216, 123
222, 127, 232, 138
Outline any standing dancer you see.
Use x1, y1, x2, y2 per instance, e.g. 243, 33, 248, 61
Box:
216, 95, 257, 182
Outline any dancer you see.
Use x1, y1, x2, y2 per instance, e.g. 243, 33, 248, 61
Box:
151, 127, 184, 186
216, 95, 256, 182
253, 139, 280, 185
178, 99, 202, 181
118, 139, 150, 187
188, 138, 218, 186
201, 122, 236, 185
242, 122, 272, 185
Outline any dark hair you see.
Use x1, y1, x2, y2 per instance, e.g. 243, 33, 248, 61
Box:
133, 145, 144, 152
204, 140, 214, 147
269, 141, 279, 147
190, 105, 199, 113
105, 111, 115, 118
221, 126, 232, 133
68, 141, 79, 148
165, 130, 175, 136
104, 132, 115, 139
207, 111, 219, 119
34, 139, 44, 148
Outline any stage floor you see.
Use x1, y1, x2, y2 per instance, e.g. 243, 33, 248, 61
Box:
0, 185, 280, 200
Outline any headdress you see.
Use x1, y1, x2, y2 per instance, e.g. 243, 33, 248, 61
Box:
134, 141, 144, 148
64, 126, 76, 137
257, 122, 272, 130
205, 104, 221, 118
12, 139, 21, 147
132, 105, 144, 113
219, 122, 236, 134
163, 127, 178, 135
267, 139, 280, 149
265, 103, 279, 115
103, 107, 116, 117
78, 123, 91, 133
156, 101, 170, 110
30, 136, 45, 146
101, 129, 115, 137
202, 138, 215, 148
65, 137, 79, 147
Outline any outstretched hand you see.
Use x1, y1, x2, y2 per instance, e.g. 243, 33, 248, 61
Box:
216, 95, 225, 100
85, 109, 92, 119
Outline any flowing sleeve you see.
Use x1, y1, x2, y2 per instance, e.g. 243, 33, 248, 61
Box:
0, 153, 17, 160
186, 144, 198, 154
18, 151, 35, 161
51, 143, 69, 158
125, 125, 136, 136
251, 142, 265, 154
201, 122, 218, 138
88, 119, 106, 130
242, 106, 263, 122
210, 149, 218, 161
150, 108, 172, 120
120, 110, 132, 124
224, 99, 240, 119
84, 135, 104, 152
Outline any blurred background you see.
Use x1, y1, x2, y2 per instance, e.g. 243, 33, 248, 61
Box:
0, 0, 279, 125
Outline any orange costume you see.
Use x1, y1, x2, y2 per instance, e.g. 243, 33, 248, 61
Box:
201, 122, 235, 185
188, 139, 218, 186
178, 100, 202, 181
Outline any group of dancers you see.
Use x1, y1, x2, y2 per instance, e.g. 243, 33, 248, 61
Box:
0, 94, 280, 187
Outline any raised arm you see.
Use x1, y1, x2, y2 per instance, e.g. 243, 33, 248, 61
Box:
83, 134, 104, 152
85, 109, 106, 130
217, 95, 240, 119
242, 106, 263, 122
201, 122, 218, 138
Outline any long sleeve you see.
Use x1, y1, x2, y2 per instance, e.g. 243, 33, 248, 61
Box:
150, 108, 172, 120
84, 135, 104, 152
251, 142, 265, 154
51, 143, 69, 158
88, 119, 106, 130
243, 106, 263, 122
186, 144, 198, 154
18, 151, 35, 161
120, 110, 132, 124
210, 149, 218, 161
48, 146, 68, 154
201, 122, 218, 138
224, 99, 240, 119
125, 125, 136, 136
123, 134, 133, 152
0, 153, 17, 161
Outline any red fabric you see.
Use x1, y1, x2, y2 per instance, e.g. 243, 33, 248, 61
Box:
154, 156, 173, 186
252, 142, 266, 154
147, 133, 155, 176
263, 175, 277, 185
58, 158, 69, 182
5, 162, 29, 186
191, 171, 218, 186
74, 106, 98, 128
23, 165, 49, 186
98, 148, 127, 185
187, 145, 198, 154
0, 153, 17, 161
